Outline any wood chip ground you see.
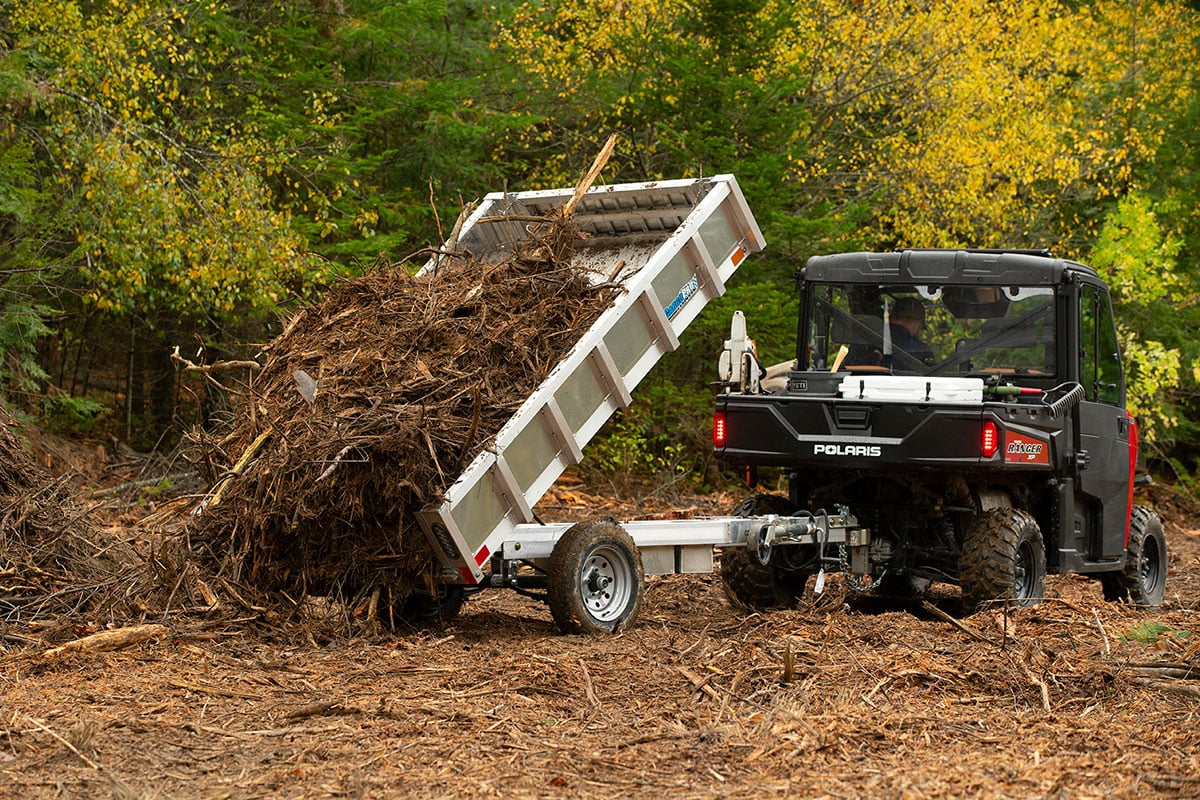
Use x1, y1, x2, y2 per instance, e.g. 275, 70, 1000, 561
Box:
3, 477, 1198, 799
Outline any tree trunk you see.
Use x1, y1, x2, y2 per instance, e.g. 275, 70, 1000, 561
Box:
148, 336, 176, 437
129, 325, 145, 441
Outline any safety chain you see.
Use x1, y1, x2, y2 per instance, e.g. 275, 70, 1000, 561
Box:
838, 544, 885, 593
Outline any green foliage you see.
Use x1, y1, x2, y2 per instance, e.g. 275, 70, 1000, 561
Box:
1120, 620, 1192, 643
0, 312, 47, 406
7, 1, 327, 323
0, 302, 51, 395
218, 0, 524, 262
0, 51, 54, 405
42, 391, 108, 435
493, 0, 827, 249
137, 476, 174, 505
586, 414, 685, 478
1089, 193, 1192, 443
1091, 194, 1182, 305
4, 0, 524, 326
581, 379, 721, 493
0, 0, 529, 438
1, 0, 1200, 478
0, 128, 39, 227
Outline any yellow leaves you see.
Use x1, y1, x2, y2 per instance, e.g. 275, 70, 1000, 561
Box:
72, 130, 314, 319
739, 0, 1198, 248
790, 1, 1060, 238
498, 0, 689, 88
351, 208, 378, 238
1123, 334, 1183, 439
13, 0, 233, 130
305, 90, 343, 129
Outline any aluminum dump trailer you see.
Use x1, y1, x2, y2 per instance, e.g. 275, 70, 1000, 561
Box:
414, 176, 764, 586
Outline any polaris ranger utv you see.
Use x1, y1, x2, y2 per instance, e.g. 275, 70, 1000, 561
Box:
714, 249, 1168, 612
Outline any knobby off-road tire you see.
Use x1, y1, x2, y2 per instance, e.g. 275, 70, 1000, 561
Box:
720, 494, 811, 611
389, 584, 466, 629
547, 520, 644, 635
959, 507, 1046, 613
1101, 505, 1168, 607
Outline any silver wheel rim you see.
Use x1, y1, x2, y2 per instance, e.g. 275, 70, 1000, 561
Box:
580, 544, 633, 623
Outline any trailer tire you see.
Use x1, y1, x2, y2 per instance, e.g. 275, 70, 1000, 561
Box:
389, 583, 466, 629
1100, 506, 1167, 607
547, 520, 643, 635
959, 507, 1046, 613
720, 494, 811, 611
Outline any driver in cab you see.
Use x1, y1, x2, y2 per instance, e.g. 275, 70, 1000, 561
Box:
888, 297, 934, 364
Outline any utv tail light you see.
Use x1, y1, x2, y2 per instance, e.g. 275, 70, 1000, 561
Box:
713, 412, 727, 448
981, 421, 999, 458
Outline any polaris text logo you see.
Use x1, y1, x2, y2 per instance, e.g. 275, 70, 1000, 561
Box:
814, 444, 882, 457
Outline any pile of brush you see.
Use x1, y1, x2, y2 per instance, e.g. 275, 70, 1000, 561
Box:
0, 409, 142, 625
187, 200, 618, 604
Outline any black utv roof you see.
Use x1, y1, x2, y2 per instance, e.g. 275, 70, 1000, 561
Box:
801, 249, 1099, 286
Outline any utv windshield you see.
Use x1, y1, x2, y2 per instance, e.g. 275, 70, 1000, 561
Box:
803, 283, 1056, 377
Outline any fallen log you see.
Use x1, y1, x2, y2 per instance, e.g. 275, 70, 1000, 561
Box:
42, 624, 168, 659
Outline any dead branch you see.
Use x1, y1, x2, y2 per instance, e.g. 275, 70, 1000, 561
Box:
564, 133, 618, 217
22, 714, 101, 770
204, 427, 273, 510
167, 680, 263, 699
1131, 677, 1200, 698
921, 601, 998, 645
42, 623, 168, 660
171, 346, 261, 373
286, 701, 363, 721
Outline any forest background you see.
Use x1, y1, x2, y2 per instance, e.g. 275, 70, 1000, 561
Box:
1, 0, 1199, 493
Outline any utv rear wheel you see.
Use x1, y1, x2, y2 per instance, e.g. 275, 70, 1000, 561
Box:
959, 507, 1046, 613
1101, 505, 1167, 607
547, 520, 644, 635
720, 494, 811, 611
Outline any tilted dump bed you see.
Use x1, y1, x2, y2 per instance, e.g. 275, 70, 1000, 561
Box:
415, 176, 764, 583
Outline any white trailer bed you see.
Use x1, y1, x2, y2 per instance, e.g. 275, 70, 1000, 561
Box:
414, 175, 766, 586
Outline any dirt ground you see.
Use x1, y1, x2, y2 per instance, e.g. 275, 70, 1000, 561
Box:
2, 458, 1199, 799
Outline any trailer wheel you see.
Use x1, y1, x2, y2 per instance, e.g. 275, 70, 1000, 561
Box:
547, 520, 643, 635
719, 494, 811, 611
1100, 506, 1167, 607
389, 584, 466, 629
959, 507, 1046, 613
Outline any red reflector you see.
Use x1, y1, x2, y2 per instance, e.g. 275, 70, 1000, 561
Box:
981, 421, 999, 458
713, 412, 727, 447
